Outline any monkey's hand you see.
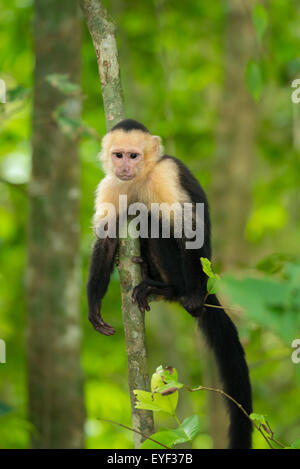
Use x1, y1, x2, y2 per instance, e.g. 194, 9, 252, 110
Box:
132, 282, 151, 314
88, 302, 116, 336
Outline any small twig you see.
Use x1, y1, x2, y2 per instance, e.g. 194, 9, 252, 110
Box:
185, 384, 285, 449
98, 418, 171, 449
204, 302, 243, 313
257, 427, 274, 449
187, 385, 250, 420
269, 437, 286, 449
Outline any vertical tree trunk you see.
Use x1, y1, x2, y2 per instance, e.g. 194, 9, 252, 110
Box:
207, 0, 257, 448
212, 0, 257, 270
27, 0, 84, 449
80, 0, 154, 448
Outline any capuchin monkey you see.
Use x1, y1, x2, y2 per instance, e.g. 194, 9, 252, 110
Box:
87, 119, 253, 449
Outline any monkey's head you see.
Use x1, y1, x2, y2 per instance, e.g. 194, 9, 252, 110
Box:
99, 119, 163, 181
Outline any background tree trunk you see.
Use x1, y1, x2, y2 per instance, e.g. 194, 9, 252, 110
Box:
211, 0, 257, 270
27, 0, 84, 449
206, 0, 257, 448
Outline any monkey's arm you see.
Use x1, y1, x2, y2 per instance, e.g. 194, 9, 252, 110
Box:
87, 237, 118, 335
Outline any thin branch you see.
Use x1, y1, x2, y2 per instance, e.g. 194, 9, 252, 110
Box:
98, 418, 171, 449
187, 385, 250, 420
185, 384, 284, 449
204, 302, 243, 313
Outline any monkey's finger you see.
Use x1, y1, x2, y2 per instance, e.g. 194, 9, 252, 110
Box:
99, 323, 114, 333
97, 322, 116, 335
134, 292, 144, 313
132, 287, 139, 303
89, 314, 116, 335
97, 326, 116, 336
99, 320, 115, 331
141, 297, 149, 313
138, 296, 148, 314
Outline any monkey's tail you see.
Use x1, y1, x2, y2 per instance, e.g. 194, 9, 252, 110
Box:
196, 293, 253, 449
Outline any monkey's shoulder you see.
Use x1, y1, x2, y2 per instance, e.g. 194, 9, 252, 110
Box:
158, 154, 208, 205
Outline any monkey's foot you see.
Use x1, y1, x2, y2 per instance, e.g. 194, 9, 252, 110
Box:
88, 311, 116, 336
132, 282, 151, 313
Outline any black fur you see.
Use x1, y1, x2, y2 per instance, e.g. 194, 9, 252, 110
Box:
111, 119, 150, 133
87, 133, 253, 448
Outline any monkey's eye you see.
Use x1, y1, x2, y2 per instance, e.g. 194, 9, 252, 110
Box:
115, 152, 123, 158
130, 153, 138, 159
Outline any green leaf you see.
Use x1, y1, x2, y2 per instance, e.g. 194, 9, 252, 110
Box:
207, 277, 216, 294
245, 60, 263, 101
46, 74, 81, 94
133, 390, 165, 412
140, 429, 184, 449
250, 413, 267, 425
221, 273, 300, 342
283, 262, 300, 292
151, 365, 182, 390
200, 257, 220, 279
55, 114, 83, 136
53, 104, 99, 139
151, 365, 177, 389
256, 253, 294, 274
180, 415, 201, 441
252, 3, 268, 41
140, 417, 201, 450
291, 439, 300, 449
151, 366, 183, 398
140, 415, 201, 449
134, 389, 178, 416
7, 85, 30, 102
155, 381, 184, 394
0, 402, 12, 417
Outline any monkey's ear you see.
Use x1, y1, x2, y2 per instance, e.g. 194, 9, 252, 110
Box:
152, 135, 164, 157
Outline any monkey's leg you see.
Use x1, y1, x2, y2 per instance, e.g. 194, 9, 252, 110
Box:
87, 236, 118, 335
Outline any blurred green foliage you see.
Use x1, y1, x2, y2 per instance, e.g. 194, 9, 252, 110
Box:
0, 0, 300, 449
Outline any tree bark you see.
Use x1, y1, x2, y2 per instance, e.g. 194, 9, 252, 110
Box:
27, 0, 84, 448
80, 0, 154, 447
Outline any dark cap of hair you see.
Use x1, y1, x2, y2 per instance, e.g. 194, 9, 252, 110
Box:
111, 119, 150, 133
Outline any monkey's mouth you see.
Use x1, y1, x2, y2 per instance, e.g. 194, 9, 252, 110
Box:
117, 174, 135, 181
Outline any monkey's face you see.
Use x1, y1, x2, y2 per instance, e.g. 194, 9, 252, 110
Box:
110, 145, 143, 181
100, 129, 163, 180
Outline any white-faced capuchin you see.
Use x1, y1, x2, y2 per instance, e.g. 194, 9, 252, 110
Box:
87, 119, 252, 449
